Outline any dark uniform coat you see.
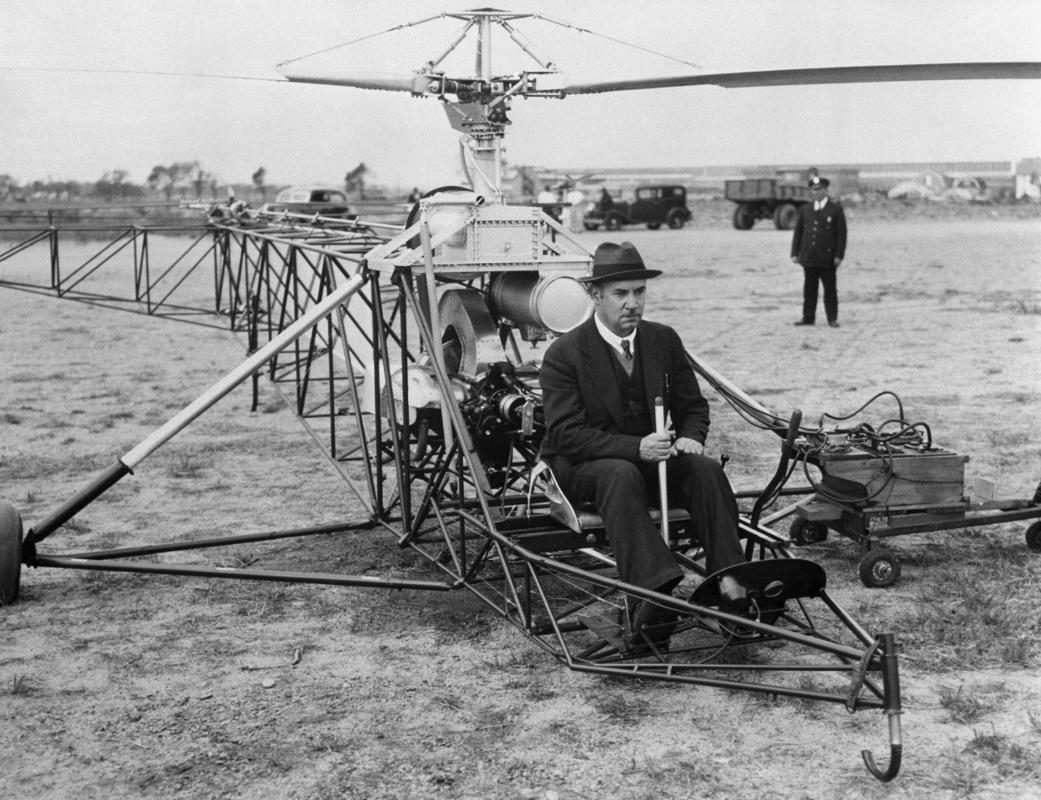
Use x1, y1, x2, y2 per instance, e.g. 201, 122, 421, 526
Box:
790, 198, 847, 269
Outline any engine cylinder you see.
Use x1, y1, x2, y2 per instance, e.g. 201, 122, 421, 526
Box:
489, 272, 590, 334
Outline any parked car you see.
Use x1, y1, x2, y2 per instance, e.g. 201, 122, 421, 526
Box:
582, 184, 692, 231
262, 185, 355, 218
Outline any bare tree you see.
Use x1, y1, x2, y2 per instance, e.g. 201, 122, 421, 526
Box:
344, 163, 368, 200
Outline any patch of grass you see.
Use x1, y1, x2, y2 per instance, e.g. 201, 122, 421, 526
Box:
893, 537, 1039, 671
966, 727, 1039, 778
8, 673, 32, 695
167, 451, 208, 479
938, 683, 1005, 723
590, 691, 650, 723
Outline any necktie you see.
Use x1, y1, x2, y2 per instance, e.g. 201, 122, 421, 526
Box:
620, 339, 634, 376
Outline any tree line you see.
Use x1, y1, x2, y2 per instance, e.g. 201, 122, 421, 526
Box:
0, 161, 380, 204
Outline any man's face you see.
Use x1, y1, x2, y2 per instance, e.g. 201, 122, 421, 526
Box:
591, 278, 647, 336
811, 186, 826, 199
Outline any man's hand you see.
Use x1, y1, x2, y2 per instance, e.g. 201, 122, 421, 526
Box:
639, 432, 673, 462
790, 256, 799, 264
671, 437, 703, 457
834, 257, 842, 268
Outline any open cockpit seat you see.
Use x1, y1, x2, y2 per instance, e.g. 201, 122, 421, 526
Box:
518, 461, 693, 553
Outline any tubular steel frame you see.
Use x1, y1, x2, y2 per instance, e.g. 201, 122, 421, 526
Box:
0, 208, 902, 781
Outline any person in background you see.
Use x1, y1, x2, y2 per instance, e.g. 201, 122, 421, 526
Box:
790, 175, 847, 328
537, 184, 561, 222
565, 184, 586, 233
539, 241, 750, 654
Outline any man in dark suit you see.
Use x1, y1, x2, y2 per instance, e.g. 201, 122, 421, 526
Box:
539, 241, 748, 652
790, 175, 847, 327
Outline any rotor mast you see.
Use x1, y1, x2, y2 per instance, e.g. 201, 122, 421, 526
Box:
459, 9, 505, 202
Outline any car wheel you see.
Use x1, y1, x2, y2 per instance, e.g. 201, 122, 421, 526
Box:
605, 214, 623, 231
732, 204, 755, 230
666, 210, 686, 229
647, 222, 661, 230
583, 222, 600, 231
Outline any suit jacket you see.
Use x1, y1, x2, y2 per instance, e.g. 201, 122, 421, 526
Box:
791, 197, 847, 269
539, 316, 710, 481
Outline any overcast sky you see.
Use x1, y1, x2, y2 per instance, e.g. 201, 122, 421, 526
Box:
3, 0, 1040, 190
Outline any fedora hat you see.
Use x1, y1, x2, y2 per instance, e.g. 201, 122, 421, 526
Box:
579, 241, 662, 283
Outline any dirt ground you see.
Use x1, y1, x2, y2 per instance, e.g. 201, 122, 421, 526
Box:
2, 201, 1041, 799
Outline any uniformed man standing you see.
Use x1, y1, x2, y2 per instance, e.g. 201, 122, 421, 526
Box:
790, 176, 847, 327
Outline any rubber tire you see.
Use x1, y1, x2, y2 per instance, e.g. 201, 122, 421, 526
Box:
583, 222, 600, 231
1025, 521, 1041, 552
646, 222, 661, 230
858, 550, 901, 588
0, 501, 23, 605
604, 214, 623, 231
773, 203, 799, 230
789, 517, 828, 546
732, 204, 755, 230
666, 210, 686, 229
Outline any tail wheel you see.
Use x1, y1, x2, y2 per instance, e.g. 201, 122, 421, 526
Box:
0, 501, 23, 605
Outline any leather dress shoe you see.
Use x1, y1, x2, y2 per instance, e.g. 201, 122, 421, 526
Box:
828, 320, 840, 328
626, 598, 677, 656
794, 319, 814, 326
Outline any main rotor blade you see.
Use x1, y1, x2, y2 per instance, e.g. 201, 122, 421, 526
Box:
563, 61, 1041, 95
279, 68, 429, 93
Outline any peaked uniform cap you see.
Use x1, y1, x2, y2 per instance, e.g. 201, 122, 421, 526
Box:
579, 241, 663, 283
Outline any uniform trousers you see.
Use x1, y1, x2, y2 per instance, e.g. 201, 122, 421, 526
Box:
560, 453, 745, 591
802, 266, 838, 323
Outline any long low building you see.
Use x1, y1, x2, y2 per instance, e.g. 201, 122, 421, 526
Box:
517, 160, 1024, 198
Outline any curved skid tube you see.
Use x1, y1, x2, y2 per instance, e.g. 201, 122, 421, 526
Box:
861, 633, 903, 782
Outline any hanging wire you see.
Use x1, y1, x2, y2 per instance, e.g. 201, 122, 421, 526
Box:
276, 10, 700, 73
277, 14, 450, 67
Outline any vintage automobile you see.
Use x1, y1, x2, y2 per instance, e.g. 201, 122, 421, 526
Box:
583, 184, 692, 230
261, 185, 356, 218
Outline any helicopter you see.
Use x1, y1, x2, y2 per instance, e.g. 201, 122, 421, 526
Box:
2, 7, 1041, 784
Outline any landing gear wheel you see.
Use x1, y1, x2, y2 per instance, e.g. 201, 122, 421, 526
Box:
0, 501, 24, 605
789, 517, 829, 546
858, 550, 901, 588
1025, 521, 1041, 552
